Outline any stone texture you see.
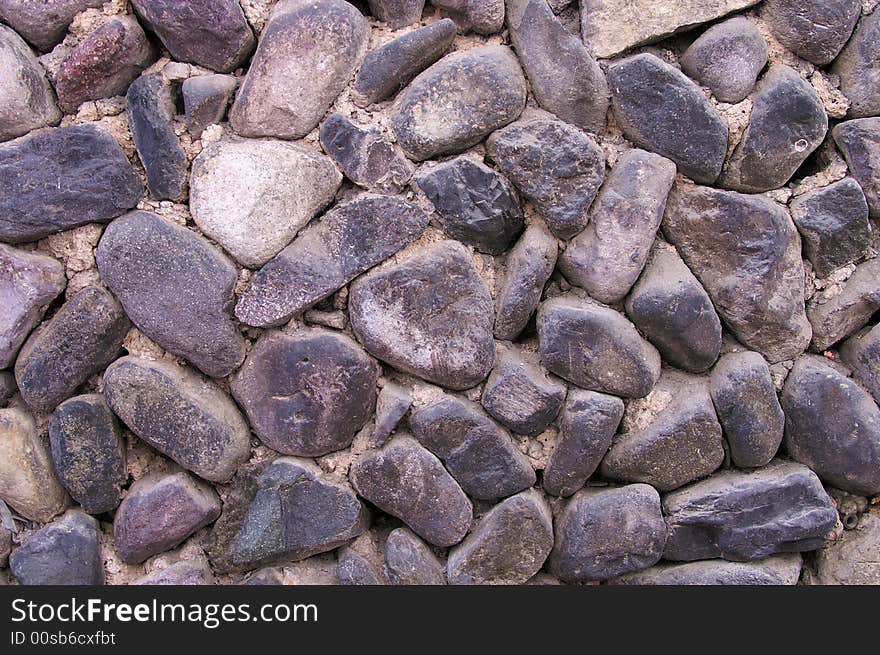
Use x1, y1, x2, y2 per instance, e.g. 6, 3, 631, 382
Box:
337, 547, 384, 585
433, 0, 504, 34
610, 554, 803, 585
833, 118, 880, 219
245, 568, 284, 585
10, 510, 102, 585
385, 527, 446, 585
0, 372, 14, 407
0, 25, 60, 141
182, 74, 238, 136
832, 10, 880, 119
367, 0, 424, 28
763, 0, 860, 66
136, 561, 214, 585
811, 511, 880, 585
0, 0, 104, 51
372, 382, 411, 447
808, 259, 880, 352
841, 324, 880, 405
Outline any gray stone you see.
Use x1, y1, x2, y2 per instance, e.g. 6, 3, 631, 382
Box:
0, 0, 104, 51
182, 74, 237, 136
833, 118, 880, 219
0, 372, 14, 407
384, 527, 446, 585
0, 523, 10, 568
136, 561, 214, 585
0, 25, 60, 141
433, 0, 504, 34
372, 382, 412, 447
97, 211, 246, 378
367, 0, 424, 27
841, 324, 880, 405
10, 510, 102, 585
763, 0, 860, 66
808, 259, 880, 352
608, 54, 728, 185
486, 118, 605, 239
833, 10, 880, 119
245, 568, 284, 585
610, 554, 803, 585
811, 511, 880, 584
103, 357, 251, 483
337, 546, 384, 585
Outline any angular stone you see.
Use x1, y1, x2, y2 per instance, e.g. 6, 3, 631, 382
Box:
663, 461, 838, 561
384, 527, 446, 585
543, 390, 624, 497
416, 157, 523, 254
0, 372, 14, 407
320, 113, 414, 195
97, 211, 246, 378
0, 245, 65, 369
191, 139, 342, 268
349, 436, 472, 547
0, 124, 142, 243
230, 0, 366, 138
486, 118, 604, 239
410, 394, 535, 500
367, 0, 424, 27
841, 324, 880, 404
720, 65, 828, 193
114, 471, 221, 564
373, 383, 412, 447
811, 511, 880, 585
763, 0, 860, 66
663, 183, 811, 362
710, 351, 784, 468
494, 222, 558, 340
10, 510, 102, 585
610, 554, 803, 585
131, 0, 255, 72
353, 18, 455, 106
833, 10, 880, 119
0, 408, 68, 522
182, 74, 237, 137
833, 118, 880, 219
136, 561, 214, 585
433, 0, 504, 34
48, 394, 126, 515
808, 259, 880, 351
680, 16, 768, 104
15, 286, 129, 414
337, 546, 384, 585
0, 0, 104, 51
103, 357, 251, 483
608, 54, 728, 185
237, 195, 429, 327
537, 295, 661, 398
559, 149, 676, 304
0, 25, 60, 141
55, 16, 155, 113
548, 484, 666, 582
506, 0, 609, 134
392, 45, 526, 161
349, 240, 494, 390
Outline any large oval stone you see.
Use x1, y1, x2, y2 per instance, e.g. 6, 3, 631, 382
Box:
0, 0, 104, 52
763, 0, 860, 66
10, 510, 103, 585
832, 10, 880, 119
0, 24, 60, 141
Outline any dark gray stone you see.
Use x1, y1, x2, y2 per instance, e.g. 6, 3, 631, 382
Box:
808, 258, 880, 352
337, 547, 384, 585
763, 0, 860, 66
182, 74, 237, 136
10, 510, 103, 585
833, 118, 880, 219
841, 324, 880, 405
0, 372, 14, 407
136, 561, 214, 585
372, 382, 412, 447
0, 25, 60, 140
833, 10, 880, 119
610, 554, 803, 585
0, 0, 104, 51
367, 0, 424, 28
384, 527, 446, 585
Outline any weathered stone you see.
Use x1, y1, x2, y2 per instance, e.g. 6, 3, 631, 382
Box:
494, 222, 558, 340
610, 554, 803, 585
680, 16, 768, 103
384, 527, 446, 585
608, 54, 728, 185
15, 287, 129, 414
114, 471, 221, 564
97, 211, 246, 378
130, 0, 255, 72
337, 546, 384, 585
833, 118, 880, 219
10, 510, 102, 585
0, 0, 104, 51
663, 183, 811, 363
710, 351, 784, 468
763, 0, 860, 66
506, 0, 609, 134
548, 484, 666, 582
841, 324, 880, 404
720, 66, 828, 193
136, 561, 214, 585
349, 436, 472, 547
353, 18, 455, 106
559, 150, 676, 304
662, 461, 838, 561
537, 295, 661, 398
182, 74, 237, 136
367, 0, 424, 27
486, 118, 605, 239
808, 259, 880, 352
416, 157, 523, 254
392, 45, 526, 161
0, 523, 10, 568
543, 390, 623, 497
372, 382, 411, 447
0, 124, 142, 243
433, 0, 504, 34
232, 329, 379, 457
0, 25, 60, 141
103, 357, 251, 483
48, 394, 126, 515
349, 240, 494, 390
230, 0, 367, 138
0, 372, 14, 407
811, 511, 880, 584
190, 139, 342, 268
245, 568, 284, 585
832, 10, 880, 119
237, 195, 428, 327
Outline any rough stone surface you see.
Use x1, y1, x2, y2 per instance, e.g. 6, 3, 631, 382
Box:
811, 511, 880, 585
610, 554, 803, 585
10, 510, 102, 585
841, 324, 880, 405
808, 258, 880, 352
0, 25, 60, 141
337, 547, 384, 585
136, 561, 214, 585
832, 10, 880, 119
367, 0, 425, 28
384, 527, 446, 585
433, 0, 504, 34
182, 74, 238, 137
372, 383, 411, 447
763, 0, 860, 66
833, 118, 880, 219
0, 0, 104, 51
0, 372, 14, 408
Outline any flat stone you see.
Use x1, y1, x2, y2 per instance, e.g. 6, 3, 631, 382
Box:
763, 0, 860, 66
662, 461, 838, 561
833, 118, 880, 219
0, 372, 14, 407
494, 222, 558, 340
543, 390, 624, 497
841, 324, 880, 404
229, 0, 366, 138
392, 45, 526, 161
833, 10, 880, 119
410, 394, 535, 500
136, 561, 214, 585
506, 0, 609, 134
15, 286, 129, 414
781, 355, 880, 496
416, 156, 523, 254
608, 54, 728, 185
0, 25, 60, 141
190, 139, 342, 268
548, 484, 666, 582
353, 18, 455, 106
0, 0, 104, 51
114, 471, 221, 564
808, 259, 880, 352
48, 394, 126, 514
710, 351, 784, 468
811, 511, 880, 585
349, 240, 494, 390
486, 118, 605, 239
349, 435, 472, 547
384, 527, 446, 585
433, 0, 504, 34
367, 0, 424, 28
0, 124, 142, 243
680, 16, 768, 103
559, 149, 676, 304
130, 0, 255, 72
719, 65, 828, 193
624, 241, 722, 373
337, 546, 384, 585
10, 510, 102, 585
237, 195, 428, 327
231, 329, 379, 457
103, 357, 251, 483
97, 211, 246, 378
182, 74, 237, 136
537, 295, 661, 398
663, 183, 811, 363
372, 382, 412, 447
610, 554, 803, 585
